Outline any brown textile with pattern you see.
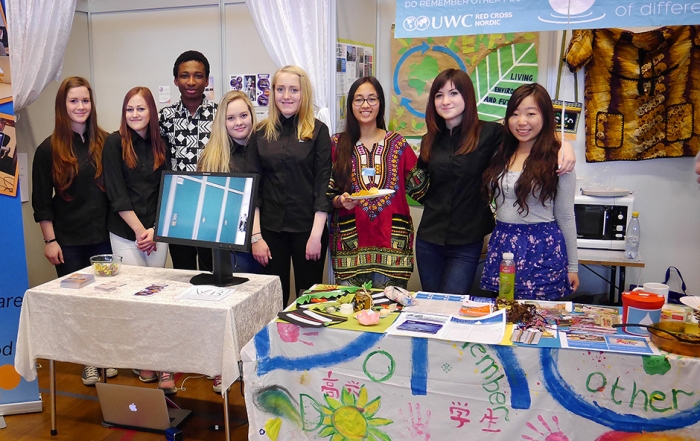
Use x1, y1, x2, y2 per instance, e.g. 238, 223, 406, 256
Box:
566, 26, 700, 162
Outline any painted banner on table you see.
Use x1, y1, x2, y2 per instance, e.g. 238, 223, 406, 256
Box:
396, 0, 700, 38
242, 322, 700, 441
0, 0, 42, 415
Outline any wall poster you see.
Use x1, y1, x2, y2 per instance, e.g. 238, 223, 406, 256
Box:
390, 28, 539, 138
230, 73, 271, 107
336, 39, 374, 132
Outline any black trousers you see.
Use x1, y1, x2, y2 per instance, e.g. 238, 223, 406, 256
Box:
262, 228, 328, 308
168, 244, 214, 271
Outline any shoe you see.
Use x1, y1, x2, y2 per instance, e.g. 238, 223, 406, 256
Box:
158, 372, 177, 394
106, 368, 118, 378
205, 375, 216, 380
81, 365, 100, 386
212, 375, 222, 394
138, 370, 158, 383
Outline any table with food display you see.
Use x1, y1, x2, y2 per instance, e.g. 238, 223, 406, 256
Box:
241, 285, 700, 441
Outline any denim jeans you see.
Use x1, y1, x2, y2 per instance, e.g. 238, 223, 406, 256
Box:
415, 237, 483, 295
55, 241, 113, 277
230, 251, 262, 274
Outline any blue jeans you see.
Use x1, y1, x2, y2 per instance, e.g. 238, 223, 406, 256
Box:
56, 241, 112, 277
415, 238, 483, 295
230, 251, 262, 274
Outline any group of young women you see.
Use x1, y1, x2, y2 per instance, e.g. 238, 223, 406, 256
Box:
31, 65, 578, 387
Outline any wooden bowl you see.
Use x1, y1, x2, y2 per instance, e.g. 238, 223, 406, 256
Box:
648, 321, 700, 357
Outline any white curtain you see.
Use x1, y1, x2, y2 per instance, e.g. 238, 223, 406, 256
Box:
246, 0, 333, 129
8, 0, 77, 111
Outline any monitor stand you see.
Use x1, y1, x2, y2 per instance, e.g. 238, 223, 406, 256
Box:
190, 249, 249, 287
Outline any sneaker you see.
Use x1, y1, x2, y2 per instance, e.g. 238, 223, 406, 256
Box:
106, 368, 118, 378
212, 375, 222, 394
81, 365, 100, 386
158, 371, 177, 395
138, 370, 158, 383
205, 375, 216, 380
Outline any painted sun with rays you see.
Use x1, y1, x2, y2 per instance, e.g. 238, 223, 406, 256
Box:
316, 385, 393, 441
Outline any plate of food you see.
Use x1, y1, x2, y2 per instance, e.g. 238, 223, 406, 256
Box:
346, 189, 395, 200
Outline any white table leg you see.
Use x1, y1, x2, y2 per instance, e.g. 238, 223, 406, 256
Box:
50, 359, 57, 436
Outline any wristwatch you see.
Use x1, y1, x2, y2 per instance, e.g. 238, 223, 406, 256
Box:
251, 235, 262, 244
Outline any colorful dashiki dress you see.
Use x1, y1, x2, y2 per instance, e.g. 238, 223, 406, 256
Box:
327, 131, 427, 284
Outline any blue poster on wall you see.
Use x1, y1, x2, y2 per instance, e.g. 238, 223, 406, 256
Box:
395, 0, 700, 38
0, 0, 43, 415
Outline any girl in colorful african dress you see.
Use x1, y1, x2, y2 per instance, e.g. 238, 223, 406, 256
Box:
328, 76, 428, 288
480, 83, 579, 300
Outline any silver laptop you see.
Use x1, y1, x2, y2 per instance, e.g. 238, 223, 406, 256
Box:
95, 383, 190, 432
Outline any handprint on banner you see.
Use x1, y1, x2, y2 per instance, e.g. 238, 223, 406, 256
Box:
400, 402, 432, 440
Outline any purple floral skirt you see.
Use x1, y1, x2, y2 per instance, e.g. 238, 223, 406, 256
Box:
480, 220, 572, 300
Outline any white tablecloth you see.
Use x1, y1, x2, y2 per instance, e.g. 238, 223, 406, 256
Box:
15, 265, 282, 392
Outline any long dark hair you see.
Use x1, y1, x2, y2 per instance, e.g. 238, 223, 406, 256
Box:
420, 68, 481, 162
482, 83, 560, 215
333, 76, 386, 192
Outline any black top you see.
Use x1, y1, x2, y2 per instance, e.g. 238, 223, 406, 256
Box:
250, 116, 332, 233
228, 137, 257, 173
103, 130, 170, 241
416, 121, 503, 245
31, 132, 110, 246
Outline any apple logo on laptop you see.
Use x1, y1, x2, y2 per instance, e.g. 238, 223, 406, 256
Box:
129, 403, 137, 412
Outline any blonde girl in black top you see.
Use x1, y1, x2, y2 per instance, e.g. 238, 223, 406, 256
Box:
250, 65, 332, 307
198, 90, 262, 275
31, 76, 117, 385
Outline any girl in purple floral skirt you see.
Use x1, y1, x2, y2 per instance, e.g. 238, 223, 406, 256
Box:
480, 84, 579, 300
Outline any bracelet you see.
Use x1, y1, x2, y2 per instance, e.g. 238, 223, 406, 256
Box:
44, 238, 57, 244
252, 232, 261, 236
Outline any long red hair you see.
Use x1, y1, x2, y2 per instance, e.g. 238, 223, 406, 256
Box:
118, 87, 166, 170
51, 76, 108, 199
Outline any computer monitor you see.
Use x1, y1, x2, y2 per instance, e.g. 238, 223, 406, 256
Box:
154, 171, 259, 287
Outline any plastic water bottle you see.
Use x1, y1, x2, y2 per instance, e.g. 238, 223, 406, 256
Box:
499, 252, 515, 300
625, 211, 640, 259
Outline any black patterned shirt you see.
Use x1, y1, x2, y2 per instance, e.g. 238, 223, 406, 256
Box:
158, 96, 217, 171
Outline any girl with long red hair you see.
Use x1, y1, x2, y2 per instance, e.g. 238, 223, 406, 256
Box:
103, 87, 169, 268
31, 76, 116, 385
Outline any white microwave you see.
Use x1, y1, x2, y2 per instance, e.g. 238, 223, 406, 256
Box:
574, 193, 635, 250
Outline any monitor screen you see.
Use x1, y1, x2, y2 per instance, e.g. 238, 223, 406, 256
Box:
154, 171, 259, 286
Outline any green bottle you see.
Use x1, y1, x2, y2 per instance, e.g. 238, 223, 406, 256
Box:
499, 252, 515, 300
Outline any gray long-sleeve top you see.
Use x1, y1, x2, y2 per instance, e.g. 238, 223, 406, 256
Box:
495, 169, 578, 272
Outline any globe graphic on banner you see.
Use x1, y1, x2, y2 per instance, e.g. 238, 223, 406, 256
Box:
548, 0, 595, 15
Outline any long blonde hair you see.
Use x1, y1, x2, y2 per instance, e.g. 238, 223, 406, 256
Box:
198, 91, 256, 172
259, 65, 315, 142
